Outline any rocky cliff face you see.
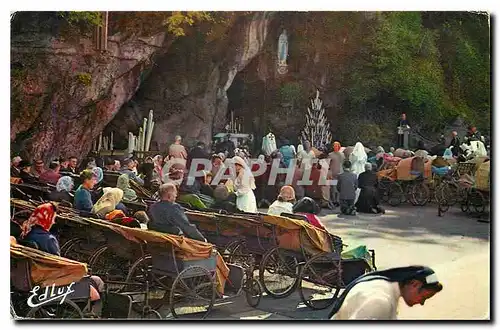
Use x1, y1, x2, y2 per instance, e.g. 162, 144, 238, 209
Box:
107, 12, 274, 152
13, 12, 478, 161
11, 13, 174, 162
11, 12, 275, 161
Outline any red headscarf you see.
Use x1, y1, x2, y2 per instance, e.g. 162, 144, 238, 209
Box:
20, 203, 56, 238
333, 141, 341, 153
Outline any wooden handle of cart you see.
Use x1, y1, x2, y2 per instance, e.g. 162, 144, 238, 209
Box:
369, 249, 377, 271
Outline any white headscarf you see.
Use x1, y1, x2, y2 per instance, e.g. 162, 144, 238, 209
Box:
297, 144, 304, 154
349, 142, 368, 176
232, 156, 256, 190
92, 187, 124, 217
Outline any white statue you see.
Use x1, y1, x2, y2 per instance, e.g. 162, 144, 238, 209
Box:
262, 132, 278, 156
278, 30, 288, 66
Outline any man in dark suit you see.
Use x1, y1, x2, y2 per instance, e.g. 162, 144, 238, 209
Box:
448, 131, 461, 157
397, 113, 410, 148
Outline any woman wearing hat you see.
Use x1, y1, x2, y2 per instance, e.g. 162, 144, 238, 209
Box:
329, 266, 443, 320
19, 160, 38, 184
268, 185, 296, 216
232, 156, 257, 213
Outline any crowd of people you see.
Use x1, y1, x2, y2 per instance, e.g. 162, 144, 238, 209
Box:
10, 122, 490, 246
10, 129, 460, 320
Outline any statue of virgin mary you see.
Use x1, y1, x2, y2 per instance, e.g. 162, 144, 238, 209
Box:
278, 30, 288, 66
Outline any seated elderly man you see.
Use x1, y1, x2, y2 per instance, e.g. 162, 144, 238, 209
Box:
119, 158, 144, 185
147, 183, 206, 242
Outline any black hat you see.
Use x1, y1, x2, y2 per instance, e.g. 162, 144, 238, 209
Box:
19, 160, 32, 168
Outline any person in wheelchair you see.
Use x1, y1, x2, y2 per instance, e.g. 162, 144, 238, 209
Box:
92, 187, 125, 218
19, 203, 105, 316
267, 185, 326, 229
268, 185, 296, 216
19, 160, 39, 184
74, 170, 96, 213
200, 171, 215, 198
49, 176, 74, 205
148, 183, 207, 242
291, 196, 326, 230
211, 184, 238, 213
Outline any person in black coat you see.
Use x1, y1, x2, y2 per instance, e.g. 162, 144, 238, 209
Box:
186, 141, 210, 171
417, 140, 427, 152
139, 162, 156, 191
355, 163, 385, 214
215, 135, 236, 158
18, 160, 39, 184
199, 171, 215, 197
448, 131, 461, 157
397, 113, 410, 148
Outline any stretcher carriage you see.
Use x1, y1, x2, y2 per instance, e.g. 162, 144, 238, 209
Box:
377, 156, 432, 206
10, 198, 260, 319
438, 160, 490, 218
186, 208, 345, 300
298, 245, 376, 310
10, 243, 91, 319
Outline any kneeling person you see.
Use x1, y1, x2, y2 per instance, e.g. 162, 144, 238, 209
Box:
337, 160, 358, 215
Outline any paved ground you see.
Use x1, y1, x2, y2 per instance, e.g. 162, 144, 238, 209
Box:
163, 204, 491, 320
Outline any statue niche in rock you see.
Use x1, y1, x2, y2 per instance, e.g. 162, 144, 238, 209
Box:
277, 29, 288, 75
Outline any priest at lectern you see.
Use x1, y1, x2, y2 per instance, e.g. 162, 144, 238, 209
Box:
397, 113, 410, 149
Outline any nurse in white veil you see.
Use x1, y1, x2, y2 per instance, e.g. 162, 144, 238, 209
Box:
232, 156, 258, 213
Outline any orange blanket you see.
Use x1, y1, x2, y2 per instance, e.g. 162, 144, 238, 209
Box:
261, 214, 332, 255
396, 157, 432, 181
10, 198, 230, 294
11, 243, 88, 288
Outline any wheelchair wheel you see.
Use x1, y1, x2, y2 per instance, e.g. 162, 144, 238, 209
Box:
469, 190, 486, 214
60, 238, 85, 260
298, 252, 342, 310
125, 255, 171, 312
227, 241, 254, 270
26, 299, 84, 319
378, 178, 391, 202
259, 247, 300, 299
439, 182, 458, 206
387, 182, 404, 206
410, 181, 430, 206
169, 266, 215, 319
89, 246, 130, 290
141, 307, 162, 319
438, 199, 450, 216
244, 278, 263, 307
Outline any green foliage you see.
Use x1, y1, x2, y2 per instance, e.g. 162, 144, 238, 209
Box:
11, 67, 25, 79
166, 11, 213, 36
59, 11, 102, 26
342, 12, 490, 133
278, 82, 305, 105
76, 72, 92, 86
358, 123, 383, 142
